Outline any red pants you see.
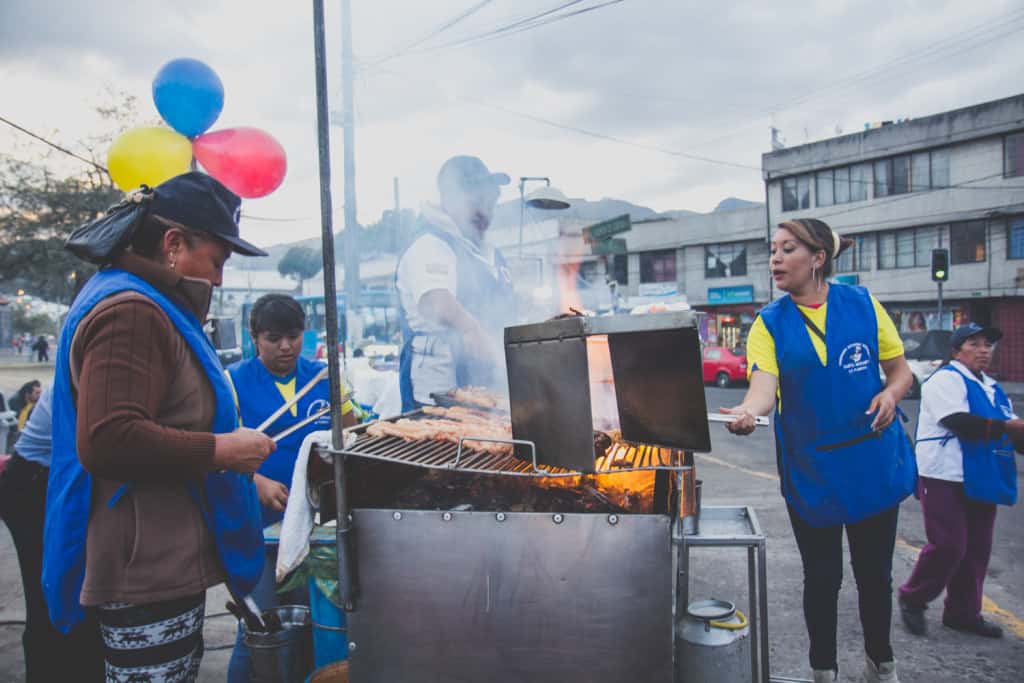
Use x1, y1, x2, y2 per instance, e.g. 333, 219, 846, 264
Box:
899, 477, 997, 624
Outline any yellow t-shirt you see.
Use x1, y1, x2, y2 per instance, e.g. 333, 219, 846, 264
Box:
746, 295, 903, 381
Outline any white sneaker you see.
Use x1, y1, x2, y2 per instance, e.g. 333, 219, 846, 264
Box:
813, 670, 838, 683
861, 656, 899, 683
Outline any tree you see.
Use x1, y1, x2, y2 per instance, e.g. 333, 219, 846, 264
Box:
278, 246, 323, 291
0, 93, 138, 303
11, 306, 57, 336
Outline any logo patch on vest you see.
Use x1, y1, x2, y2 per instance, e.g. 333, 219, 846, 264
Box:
838, 342, 872, 375
307, 399, 331, 423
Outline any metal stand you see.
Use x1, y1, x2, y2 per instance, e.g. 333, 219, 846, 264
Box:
678, 506, 770, 683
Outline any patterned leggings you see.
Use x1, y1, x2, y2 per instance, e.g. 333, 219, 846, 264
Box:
98, 593, 205, 683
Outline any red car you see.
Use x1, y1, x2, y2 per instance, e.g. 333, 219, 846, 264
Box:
703, 345, 748, 387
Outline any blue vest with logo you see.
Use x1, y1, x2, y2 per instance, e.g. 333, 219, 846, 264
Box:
924, 365, 1017, 506
43, 269, 263, 633
228, 355, 332, 525
398, 224, 515, 412
759, 284, 916, 527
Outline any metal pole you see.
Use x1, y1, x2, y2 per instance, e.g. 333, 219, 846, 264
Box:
312, 0, 354, 610
937, 281, 944, 330
763, 175, 773, 302
393, 176, 401, 252
341, 0, 360, 320
518, 179, 525, 258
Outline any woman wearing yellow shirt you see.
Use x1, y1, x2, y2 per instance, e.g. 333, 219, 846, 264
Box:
723, 218, 916, 683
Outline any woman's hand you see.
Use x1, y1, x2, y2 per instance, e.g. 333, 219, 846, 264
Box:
253, 473, 289, 512
213, 428, 276, 474
866, 390, 897, 432
721, 406, 757, 436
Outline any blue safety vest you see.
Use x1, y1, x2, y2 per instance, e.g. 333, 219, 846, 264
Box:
919, 365, 1017, 506
398, 224, 515, 412
760, 284, 916, 527
43, 269, 263, 633
228, 355, 331, 525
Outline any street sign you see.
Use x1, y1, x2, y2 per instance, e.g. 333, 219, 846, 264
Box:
591, 238, 627, 255
583, 214, 631, 243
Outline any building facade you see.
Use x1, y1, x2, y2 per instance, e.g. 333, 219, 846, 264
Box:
763, 94, 1024, 380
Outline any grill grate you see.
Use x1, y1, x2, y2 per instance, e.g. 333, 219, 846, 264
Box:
329, 412, 691, 478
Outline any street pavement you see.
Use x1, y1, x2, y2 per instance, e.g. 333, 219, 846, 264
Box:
1, 386, 1022, 681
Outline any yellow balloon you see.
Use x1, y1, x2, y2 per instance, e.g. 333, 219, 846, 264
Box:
107, 126, 192, 191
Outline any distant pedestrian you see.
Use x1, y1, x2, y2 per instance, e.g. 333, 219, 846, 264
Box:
31, 335, 49, 363
899, 324, 1024, 639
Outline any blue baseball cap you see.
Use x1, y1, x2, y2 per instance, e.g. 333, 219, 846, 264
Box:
150, 172, 267, 257
950, 322, 1002, 348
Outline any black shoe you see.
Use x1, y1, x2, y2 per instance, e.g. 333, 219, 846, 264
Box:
942, 616, 1003, 638
899, 597, 927, 636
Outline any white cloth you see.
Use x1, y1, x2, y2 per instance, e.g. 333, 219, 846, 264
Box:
915, 360, 1016, 482
276, 429, 338, 582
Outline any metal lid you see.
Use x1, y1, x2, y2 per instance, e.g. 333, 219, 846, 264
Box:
687, 599, 736, 621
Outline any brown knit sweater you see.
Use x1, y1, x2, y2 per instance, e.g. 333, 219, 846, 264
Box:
71, 252, 226, 606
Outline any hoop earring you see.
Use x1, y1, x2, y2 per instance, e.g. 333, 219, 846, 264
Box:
811, 265, 818, 289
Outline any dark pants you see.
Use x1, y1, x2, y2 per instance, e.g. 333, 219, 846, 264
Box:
899, 477, 997, 624
0, 453, 104, 682
787, 503, 899, 672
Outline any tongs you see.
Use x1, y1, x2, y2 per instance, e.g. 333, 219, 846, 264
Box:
254, 366, 350, 442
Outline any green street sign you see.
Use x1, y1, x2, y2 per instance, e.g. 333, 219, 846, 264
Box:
592, 237, 627, 255
583, 214, 632, 243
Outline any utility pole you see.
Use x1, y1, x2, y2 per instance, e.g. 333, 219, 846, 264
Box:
341, 0, 360, 329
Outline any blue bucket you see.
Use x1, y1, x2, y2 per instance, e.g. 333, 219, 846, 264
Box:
308, 577, 347, 668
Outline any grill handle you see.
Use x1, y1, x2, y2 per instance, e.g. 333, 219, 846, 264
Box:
454, 436, 539, 471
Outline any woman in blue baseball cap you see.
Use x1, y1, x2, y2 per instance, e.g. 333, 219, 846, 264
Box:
45, 172, 276, 682
899, 323, 1024, 639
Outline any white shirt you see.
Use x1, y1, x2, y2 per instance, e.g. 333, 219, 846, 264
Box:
394, 203, 501, 403
915, 360, 1016, 482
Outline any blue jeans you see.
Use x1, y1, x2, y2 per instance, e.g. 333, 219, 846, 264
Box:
227, 545, 309, 683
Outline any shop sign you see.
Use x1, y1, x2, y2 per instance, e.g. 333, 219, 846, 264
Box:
591, 237, 627, 255
638, 282, 678, 297
831, 274, 859, 285
707, 285, 754, 305
583, 214, 632, 243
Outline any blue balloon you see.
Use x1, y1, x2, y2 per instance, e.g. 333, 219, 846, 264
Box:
152, 58, 224, 139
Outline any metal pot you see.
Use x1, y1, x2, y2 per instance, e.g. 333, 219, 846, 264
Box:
677, 599, 751, 683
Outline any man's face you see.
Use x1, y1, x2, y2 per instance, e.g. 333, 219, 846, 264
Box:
443, 182, 501, 238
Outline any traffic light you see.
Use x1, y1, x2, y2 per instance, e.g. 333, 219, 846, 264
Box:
931, 248, 949, 282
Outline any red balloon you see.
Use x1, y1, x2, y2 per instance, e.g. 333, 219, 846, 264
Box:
193, 127, 287, 198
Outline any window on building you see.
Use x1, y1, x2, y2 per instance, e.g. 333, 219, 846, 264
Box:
611, 254, 629, 284
912, 152, 931, 192
950, 220, 986, 264
578, 260, 601, 284
874, 159, 890, 198
895, 229, 915, 268
892, 155, 911, 195
705, 243, 748, 278
931, 148, 950, 188
640, 249, 676, 283
878, 231, 895, 269
1008, 218, 1024, 260
850, 163, 869, 202
834, 166, 850, 204
1006, 132, 1024, 178
816, 170, 834, 207
914, 225, 941, 266
782, 175, 811, 211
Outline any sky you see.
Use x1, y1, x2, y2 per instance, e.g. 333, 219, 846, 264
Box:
1, 0, 1023, 249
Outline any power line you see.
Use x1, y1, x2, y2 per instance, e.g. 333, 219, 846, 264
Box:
365, 0, 502, 67
0, 115, 108, 173
367, 66, 761, 172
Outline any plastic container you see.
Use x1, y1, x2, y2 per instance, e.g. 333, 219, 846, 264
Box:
309, 577, 348, 668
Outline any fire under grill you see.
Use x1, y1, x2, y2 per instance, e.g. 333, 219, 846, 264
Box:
335, 410, 693, 477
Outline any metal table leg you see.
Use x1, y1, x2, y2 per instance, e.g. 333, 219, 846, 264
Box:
758, 539, 770, 683
748, 545, 759, 682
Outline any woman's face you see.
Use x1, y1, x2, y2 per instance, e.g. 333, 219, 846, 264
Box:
167, 229, 232, 286
29, 385, 42, 403
954, 335, 995, 374
255, 328, 304, 376
769, 227, 825, 293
